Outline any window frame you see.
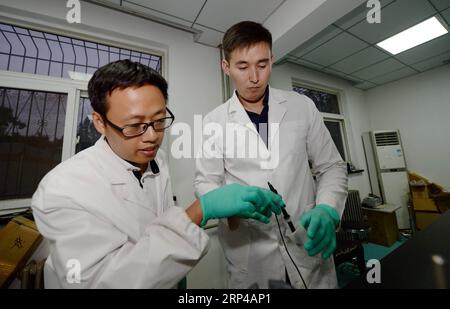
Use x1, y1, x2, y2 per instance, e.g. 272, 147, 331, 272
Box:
292, 79, 350, 162
0, 18, 167, 212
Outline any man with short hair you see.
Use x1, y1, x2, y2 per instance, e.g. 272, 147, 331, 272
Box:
31, 59, 284, 288
195, 21, 348, 289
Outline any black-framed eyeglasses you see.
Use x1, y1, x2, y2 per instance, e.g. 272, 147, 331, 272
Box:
103, 107, 175, 138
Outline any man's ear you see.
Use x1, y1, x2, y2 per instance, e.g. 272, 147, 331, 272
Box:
92, 111, 106, 135
221, 59, 230, 76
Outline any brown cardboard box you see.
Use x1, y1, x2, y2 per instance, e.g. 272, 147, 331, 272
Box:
412, 198, 439, 212
364, 206, 399, 247
0, 216, 42, 288
410, 184, 429, 199
428, 183, 445, 196
408, 171, 430, 183
415, 212, 441, 230
433, 193, 450, 213
408, 171, 431, 199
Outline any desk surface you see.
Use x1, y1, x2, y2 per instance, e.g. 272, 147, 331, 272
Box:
346, 210, 450, 288
362, 203, 401, 213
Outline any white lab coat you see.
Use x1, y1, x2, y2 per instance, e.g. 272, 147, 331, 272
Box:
194, 87, 348, 289
31, 137, 209, 288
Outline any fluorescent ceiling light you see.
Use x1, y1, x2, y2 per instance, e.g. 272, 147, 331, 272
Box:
377, 17, 448, 55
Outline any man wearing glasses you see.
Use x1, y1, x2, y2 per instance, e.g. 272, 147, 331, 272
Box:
31, 59, 284, 288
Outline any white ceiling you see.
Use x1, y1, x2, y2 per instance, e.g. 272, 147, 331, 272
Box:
87, 0, 450, 90
90, 0, 285, 46
283, 0, 450, 90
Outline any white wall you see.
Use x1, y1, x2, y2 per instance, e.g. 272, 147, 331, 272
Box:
0, 0, 226, 288
365, 65, 450, 189
271, 62, 450, 194
271, 62, 372, 198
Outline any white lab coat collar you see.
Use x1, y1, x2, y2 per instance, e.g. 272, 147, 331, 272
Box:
227, 86, 287, 147
90, 137, 161, 242
94, 137, 159, 185
228, 87, 287, 119
227, 91, 257, 135
227, 86, 287, 115
267, 87, 288, 142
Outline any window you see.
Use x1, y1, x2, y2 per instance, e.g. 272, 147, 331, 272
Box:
293, 85, 348, 161
293, 86, 340, 114
76, 96, 100, 153
0, 21, 164, 209
323, 119, 346, 161
0, 22, 162, 78
0, 87, 67, 200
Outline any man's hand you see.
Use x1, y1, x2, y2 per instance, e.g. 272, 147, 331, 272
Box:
199, 183, 284, 226
299, 204, 340, 259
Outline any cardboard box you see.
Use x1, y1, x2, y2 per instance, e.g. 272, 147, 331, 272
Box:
0, 216, 42, 288
408, 171, 430, 184
364, 208, 399, 247
415, 212, 441, 230
412, 198, 439, 212
433, 193, 450, 213
428, 183, 445, 196
408, 171, 431, 199
410, 184, 429, 199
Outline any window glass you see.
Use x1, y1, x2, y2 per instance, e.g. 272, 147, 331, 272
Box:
76, 97, 101, 153
293, 86, 340, 114
324, 120, 346, 161
0, 87, 67, 200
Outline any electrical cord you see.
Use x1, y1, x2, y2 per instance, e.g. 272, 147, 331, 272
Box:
275, 214, 308, 289
268, 181, 307, 289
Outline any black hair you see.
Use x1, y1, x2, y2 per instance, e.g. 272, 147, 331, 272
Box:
222, 21, 272, 61
88, 59, 168, 116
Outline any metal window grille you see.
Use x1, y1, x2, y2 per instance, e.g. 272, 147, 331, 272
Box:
0, 22, 162, 78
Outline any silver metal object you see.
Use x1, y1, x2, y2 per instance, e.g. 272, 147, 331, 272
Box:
431, 254, 447, 289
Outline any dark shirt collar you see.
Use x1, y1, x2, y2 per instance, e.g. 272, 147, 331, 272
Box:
243, 87, 269, 147
244, 86, 269, 116
130, 160, 160, 188
235, 86, 269, 112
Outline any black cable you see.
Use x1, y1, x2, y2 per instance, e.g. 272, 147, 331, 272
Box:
268, 182, 296, 232
268, 181, 308, 289
275, 214, 308, 289
281, 208, 296, 233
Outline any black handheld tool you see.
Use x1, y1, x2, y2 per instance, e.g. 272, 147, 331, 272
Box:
267, 182, 296, 233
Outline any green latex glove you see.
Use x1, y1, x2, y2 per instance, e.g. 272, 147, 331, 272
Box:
177, 277, 187, 289
199, 183, 284, 227
299, 204, 340, 260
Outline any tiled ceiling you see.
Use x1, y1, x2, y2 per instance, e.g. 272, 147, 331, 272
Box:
282, 0, 450, 90
88, 0, 285, 47
86, 0, 449, 90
